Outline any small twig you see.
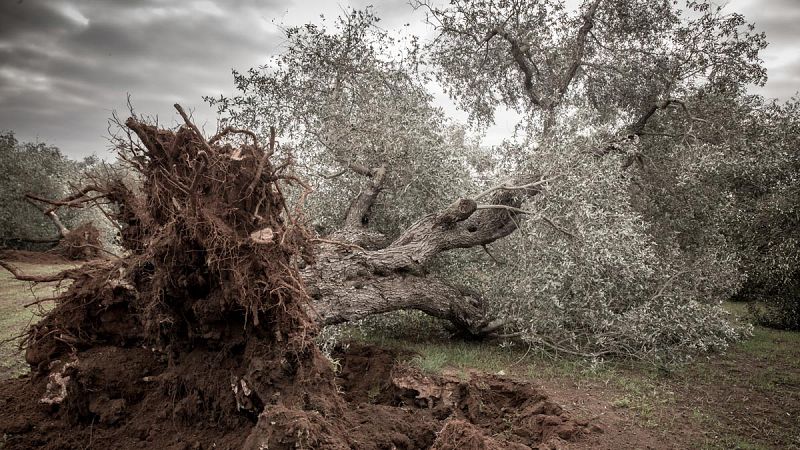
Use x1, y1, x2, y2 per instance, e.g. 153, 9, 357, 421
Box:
538, 215, 576, 239
246, 126, 276, 197
174, 104, 213, 203
174, 104, 213, 154
474, 174, 561, 200
650, 269, 690, 301
319, 168, 348, 179
481, 244, 501, 264
24, 296, 61, 308
65, 243, 122, 259
310, 238, 366, 253
208, 126, 260, 147
476, 204, 534, 215
26, 186, 106, 214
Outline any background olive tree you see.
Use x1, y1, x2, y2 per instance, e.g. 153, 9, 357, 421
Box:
0, 131, 91, 247
632, 93, 800, 330
0, 131, 122, 253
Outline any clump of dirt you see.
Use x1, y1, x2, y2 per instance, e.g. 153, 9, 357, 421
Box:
51, 222, 104, 260
333, 344, 589, 448
0, 108, 594, 449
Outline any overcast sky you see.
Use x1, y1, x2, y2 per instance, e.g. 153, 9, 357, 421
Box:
1, 0, 798, 159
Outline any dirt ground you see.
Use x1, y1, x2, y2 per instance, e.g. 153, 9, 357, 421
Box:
1, 257, 798, 449
0, 343, 595, 450
357, 319, 800, 449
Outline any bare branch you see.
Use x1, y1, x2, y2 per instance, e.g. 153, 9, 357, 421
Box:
483, 27, 546, 107
0, 260, 80, 283
475, 204, 533, 215
208, 126, 260, 147
24, 196, 70, 238
246, 126, 276, 197
25, 186, 107, 214
174, 103, 214, 155
474, 175, 560, 200
538, 216, 576, 239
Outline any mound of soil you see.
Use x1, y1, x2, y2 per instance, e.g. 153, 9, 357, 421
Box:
0, 344, 590, 449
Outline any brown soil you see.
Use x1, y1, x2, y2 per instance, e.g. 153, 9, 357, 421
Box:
0, 343, 592, 449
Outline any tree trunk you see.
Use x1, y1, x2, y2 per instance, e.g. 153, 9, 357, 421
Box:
298, 174, 541, 336
302, 250, 495, 336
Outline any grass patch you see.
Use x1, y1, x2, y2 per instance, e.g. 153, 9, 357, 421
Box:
0, 261, 75, 379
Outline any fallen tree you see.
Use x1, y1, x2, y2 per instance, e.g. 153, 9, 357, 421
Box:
23, 194, 104, 260
0, 106, 591, 449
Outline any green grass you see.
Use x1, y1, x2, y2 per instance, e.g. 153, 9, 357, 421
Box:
0, 261, 75, 379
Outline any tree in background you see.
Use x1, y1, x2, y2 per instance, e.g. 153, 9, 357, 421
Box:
0, 131, 115, 259
207, 9, 475, 242
0, 131, 83, 246
618, 88, 799, 330
728, 98, 800, 330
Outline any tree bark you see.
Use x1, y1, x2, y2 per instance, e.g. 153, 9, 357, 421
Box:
302, 257, 492, 335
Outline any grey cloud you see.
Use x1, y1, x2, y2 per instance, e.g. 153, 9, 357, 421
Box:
0, 2, 76, 39
728, 0, 800, 99
756, 57, 800, 99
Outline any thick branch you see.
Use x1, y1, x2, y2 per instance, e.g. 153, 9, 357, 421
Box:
46, 212, 70, 239
325, 161, 390, 250
556, 0, 603, 101
24, 196, 70, 238
629, 99, 689, 136
591, 98, 689, 157
365, 179, 539, 271
343, 165, 387, 228
28, 186, 106, 214
303, 261, 493, 336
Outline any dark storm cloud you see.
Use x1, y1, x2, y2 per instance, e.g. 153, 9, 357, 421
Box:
0, 1, 76, 39
0, 0, 286, 158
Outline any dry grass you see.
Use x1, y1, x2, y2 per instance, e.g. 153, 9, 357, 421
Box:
0, 261, 76, 379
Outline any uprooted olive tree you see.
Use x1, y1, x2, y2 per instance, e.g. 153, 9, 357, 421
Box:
1, 106, 594, 449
